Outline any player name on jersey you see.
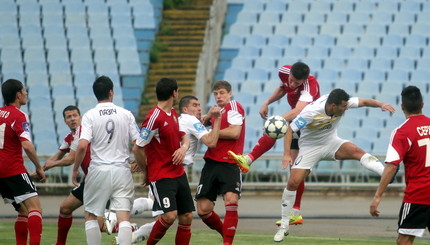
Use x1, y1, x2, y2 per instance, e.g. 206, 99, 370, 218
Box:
99, 108, 117, 116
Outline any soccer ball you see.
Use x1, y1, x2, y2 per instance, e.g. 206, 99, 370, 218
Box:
264, 115, 288, 139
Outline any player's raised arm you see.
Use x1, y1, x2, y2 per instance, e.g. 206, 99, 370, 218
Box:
200, 106, 221, 148
260, 86, 286, 119
358, 98, 396, 113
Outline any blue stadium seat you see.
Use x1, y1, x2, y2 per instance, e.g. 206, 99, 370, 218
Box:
279, 12, 303, 24
309, 1, 331, 13
404, 34, 427, 47
45, 35, 68, 49
28, 84, 50, 98
376, 46, 398, 59
296, 23, 319, 36
376, 2, 399, 12
383, 34, 404, 46
290, 35, 312, 47
393, 12, 416, 24
235, 11, 258, 24
303, 12, 326, 24
267, 34, 289, 47
254, 57, 277, 71
364, 69, 386, 82
231, 57, 253, 70
343, 23, 365, 36
46, 48, 69, 62
370, 58, 392, 71
245, 34, 266, 47
313, 34, 335, 47
331, 1, 354, 13
346, 58, 369, 70
49, 60, 71, 74
52, 84, 74, 97
50, 72, 73, 86
337, 35, 360, 48
410, 23, 430, 35
259, 12, 281, 24
393, 57, 415, 71
246, 69, 269, 82
351, 46, 375, 58
283, 46, 306, 58
265, 0, 287, 13
326, 12, 348, 24
355, 1, 376, 13
348, 12, 372, 25
43, 24, 65, 37
306, 46, 329, 59
330, 46, 352, 59
261, 46, 283, 59
287, 1, 309, 12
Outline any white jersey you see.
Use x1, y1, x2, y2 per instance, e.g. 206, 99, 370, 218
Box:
80, 102, 140, 167
179, 114, 209, 165
290, 94, 359, 148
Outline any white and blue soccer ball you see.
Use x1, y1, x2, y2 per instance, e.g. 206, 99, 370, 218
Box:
264, 115, 288, 139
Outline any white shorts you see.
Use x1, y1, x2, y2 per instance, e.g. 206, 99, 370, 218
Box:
84, 165, 134, 217
292, 137, 349, 170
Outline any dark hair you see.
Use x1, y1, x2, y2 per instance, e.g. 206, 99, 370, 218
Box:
179, 95, 198, 113
62, 105, 80, 118
401, 85, 423, 114
290, 62, 310, 80
327, 88, 350, 105
93, 76, 113, 101
212, 80, 232, 92
156, 77, 178, 101
1, 79, 24, 105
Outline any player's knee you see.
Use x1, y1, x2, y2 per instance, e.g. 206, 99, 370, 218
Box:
59, 204, 73, 215
180, 212, 193, 223
162, 212, 178, 223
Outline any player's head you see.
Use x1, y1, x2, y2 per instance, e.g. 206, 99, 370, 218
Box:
93, 76, 114, 102
288, 62, 310, 89
212, 80, 232, 108
326, 88, 350, 117
179, 95, 201, 118
1, 79, 27, 106
63, 105, 81, 131
401, 85, 423, 115
156, 77, 178, 103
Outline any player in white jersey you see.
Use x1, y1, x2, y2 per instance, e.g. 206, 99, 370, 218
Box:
274, 88, 396, 242
72, 76, 141, 245
179, 95, 221, 167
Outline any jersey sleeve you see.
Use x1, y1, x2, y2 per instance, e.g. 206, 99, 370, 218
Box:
15, 112, 31, 142
59, 134, 72, 152
298, 90, 313, 103
278, 65, 291, 84
80, 113, 93, 142
385, 128, 407, 165
128, 112, 140, 141
136, 111, 160, 147
181, 115, 209, 140
290, 108, 315, 133
347, 97, 360, 109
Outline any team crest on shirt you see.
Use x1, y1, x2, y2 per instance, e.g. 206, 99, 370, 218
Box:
140, 128, 151, 140
193, 122, 205, 132
294, 117, 307, 129
22, 122, 30, 132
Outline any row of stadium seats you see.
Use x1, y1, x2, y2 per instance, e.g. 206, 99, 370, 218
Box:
1, 0, 162, 155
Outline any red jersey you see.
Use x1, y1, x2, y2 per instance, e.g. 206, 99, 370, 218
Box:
385, 115, 430, 205
0, 105, 32, 178
137, 107, 185, 182
278, 65, 320, 108
204, 100, 245, 163
69, 126, 91, 175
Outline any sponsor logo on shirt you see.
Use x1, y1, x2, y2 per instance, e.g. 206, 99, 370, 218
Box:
140, 128, 151, 140
294, 117, 307, 129
22, 122, 30, 132
193, 122, 205, 132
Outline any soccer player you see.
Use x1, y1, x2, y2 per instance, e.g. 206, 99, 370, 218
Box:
133, 77, 194, 245
0, 79, 46, 245
276, 88, 395, 242
43, 105, 108, 245
179, 95, 221, 168
370, 86, 430, 245
228, 62, 320, 225
196, 80, 245, 245
72, 76, 141, 245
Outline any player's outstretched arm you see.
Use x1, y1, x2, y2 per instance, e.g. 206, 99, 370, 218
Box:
369, 163, 398, 217
44, 150, 75, 171
358, 98, 396, 113
259, 87, 286, 119
282, 126, 294, 169
22, 140, 46, 182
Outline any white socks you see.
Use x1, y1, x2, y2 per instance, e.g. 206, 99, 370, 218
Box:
360, 153, 384, 175
132, 197, 154, 215
118, 221, 132, 245
85, 220, 101, 245
280, 188, 296, 228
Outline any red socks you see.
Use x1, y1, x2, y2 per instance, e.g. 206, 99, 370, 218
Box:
199, 211, 223, 235
249, 134, 277, 161
223, 204, 238, 245
293, 180, 305, 210
146, 217, 173, 245
28, 210, 42, 245
175, 223, 191, 245
15, 215, 28, 245
56, 212, 73, 245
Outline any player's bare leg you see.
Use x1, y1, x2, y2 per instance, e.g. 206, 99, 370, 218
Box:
397, 234, 415, 245
335, 142, 384, 175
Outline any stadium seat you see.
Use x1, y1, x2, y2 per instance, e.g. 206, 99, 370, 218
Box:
309, 1, 331, 13
331, 1, 354, 13
265, 0, 287, 13
303, 12, 326, 24
370, 58, 392, 71
245, 34, 266, 47
330, 46, 352, 59
342, 24, 365, 36
355, 1, 376, 13
346, 58, 369, 70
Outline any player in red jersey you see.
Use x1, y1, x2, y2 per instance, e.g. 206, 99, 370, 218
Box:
228, 62, 320, 226
370, 86, 430, 244
196, 80, 246, 245
133, 77, 194, 245
0, 79, 46, 245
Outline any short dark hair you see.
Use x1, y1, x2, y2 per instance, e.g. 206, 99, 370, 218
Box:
179, 95, 198, 113
62, 105, 80, 118
290, 62, 310, 80
401, 85, 423, 114
1, 79, 24, 105
327, 88, 350, 105
212, 80, 232, 92
93, 76, 113, 101
156, 77, 178, 101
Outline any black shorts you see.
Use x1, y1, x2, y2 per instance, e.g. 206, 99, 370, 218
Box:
0, 173, 38, 211
195, 158, 242, 202
71, 179, 85, 203
150, 173, 195, 215
398, 202, 430, 237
